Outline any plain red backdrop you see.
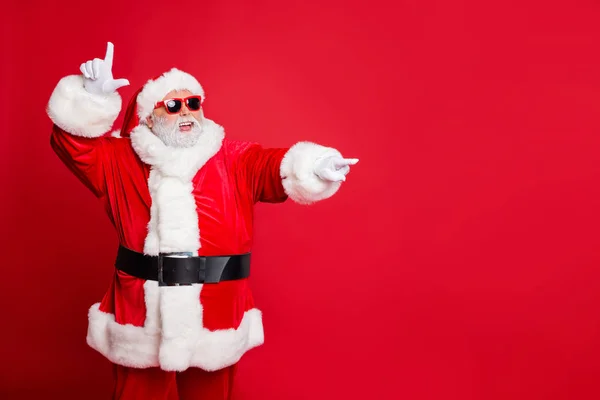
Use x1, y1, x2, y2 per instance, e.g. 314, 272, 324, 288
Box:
2, 0, 600, 399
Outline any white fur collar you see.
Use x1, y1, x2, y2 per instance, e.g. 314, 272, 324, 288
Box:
130, 118, 224, 180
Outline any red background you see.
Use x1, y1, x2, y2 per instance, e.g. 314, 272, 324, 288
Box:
3, 0, 600, 399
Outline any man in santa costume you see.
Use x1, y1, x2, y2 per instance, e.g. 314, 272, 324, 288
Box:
46, 42, 358, 400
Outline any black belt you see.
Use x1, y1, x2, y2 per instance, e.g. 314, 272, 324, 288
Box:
115, 245, 250, 286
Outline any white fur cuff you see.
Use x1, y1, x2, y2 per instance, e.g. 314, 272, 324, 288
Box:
280, 141, 343, 204
46, 75, 122, 138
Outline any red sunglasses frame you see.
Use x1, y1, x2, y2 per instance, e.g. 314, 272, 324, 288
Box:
154, 95, 203, 114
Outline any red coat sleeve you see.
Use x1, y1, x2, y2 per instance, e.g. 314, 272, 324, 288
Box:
50, 125, 111, 198
237, 144, 289, 204
46, 74, 123, 198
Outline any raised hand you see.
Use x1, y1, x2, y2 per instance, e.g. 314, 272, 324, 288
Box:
80, 42, 130, 95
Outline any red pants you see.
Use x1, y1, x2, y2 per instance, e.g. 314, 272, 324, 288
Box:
112, 364, 237, 400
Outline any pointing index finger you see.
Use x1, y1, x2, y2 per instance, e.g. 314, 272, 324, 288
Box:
334, 158, 359, 168
104, 42, 114, 69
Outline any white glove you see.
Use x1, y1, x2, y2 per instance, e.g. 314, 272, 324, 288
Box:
314, 155, 359, 182
80, 42, 130, 95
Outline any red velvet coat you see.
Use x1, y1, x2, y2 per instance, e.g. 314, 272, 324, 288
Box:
47, 73, 344, 372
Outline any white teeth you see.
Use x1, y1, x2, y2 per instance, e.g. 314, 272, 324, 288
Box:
179, 122, 192, 127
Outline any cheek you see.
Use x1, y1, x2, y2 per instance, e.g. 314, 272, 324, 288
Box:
164, 114, 179, 126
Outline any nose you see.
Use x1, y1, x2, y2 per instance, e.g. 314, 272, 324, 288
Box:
180, 103, 190, 116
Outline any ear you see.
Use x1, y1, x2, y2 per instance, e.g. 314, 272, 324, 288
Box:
146, 115, 153, 129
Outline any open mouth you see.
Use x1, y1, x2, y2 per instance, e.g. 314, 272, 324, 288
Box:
179, 121, 193, 132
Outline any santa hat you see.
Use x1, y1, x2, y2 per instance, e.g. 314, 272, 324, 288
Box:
119, 68, 205, 138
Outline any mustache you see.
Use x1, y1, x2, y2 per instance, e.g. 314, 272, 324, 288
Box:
152, 114, 200, 126
177, 116, 199, 125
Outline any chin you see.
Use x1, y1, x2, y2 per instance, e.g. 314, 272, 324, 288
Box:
171, 131, 201, 148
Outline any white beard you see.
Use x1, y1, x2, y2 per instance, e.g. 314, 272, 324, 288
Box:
151, 114, 203, 148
